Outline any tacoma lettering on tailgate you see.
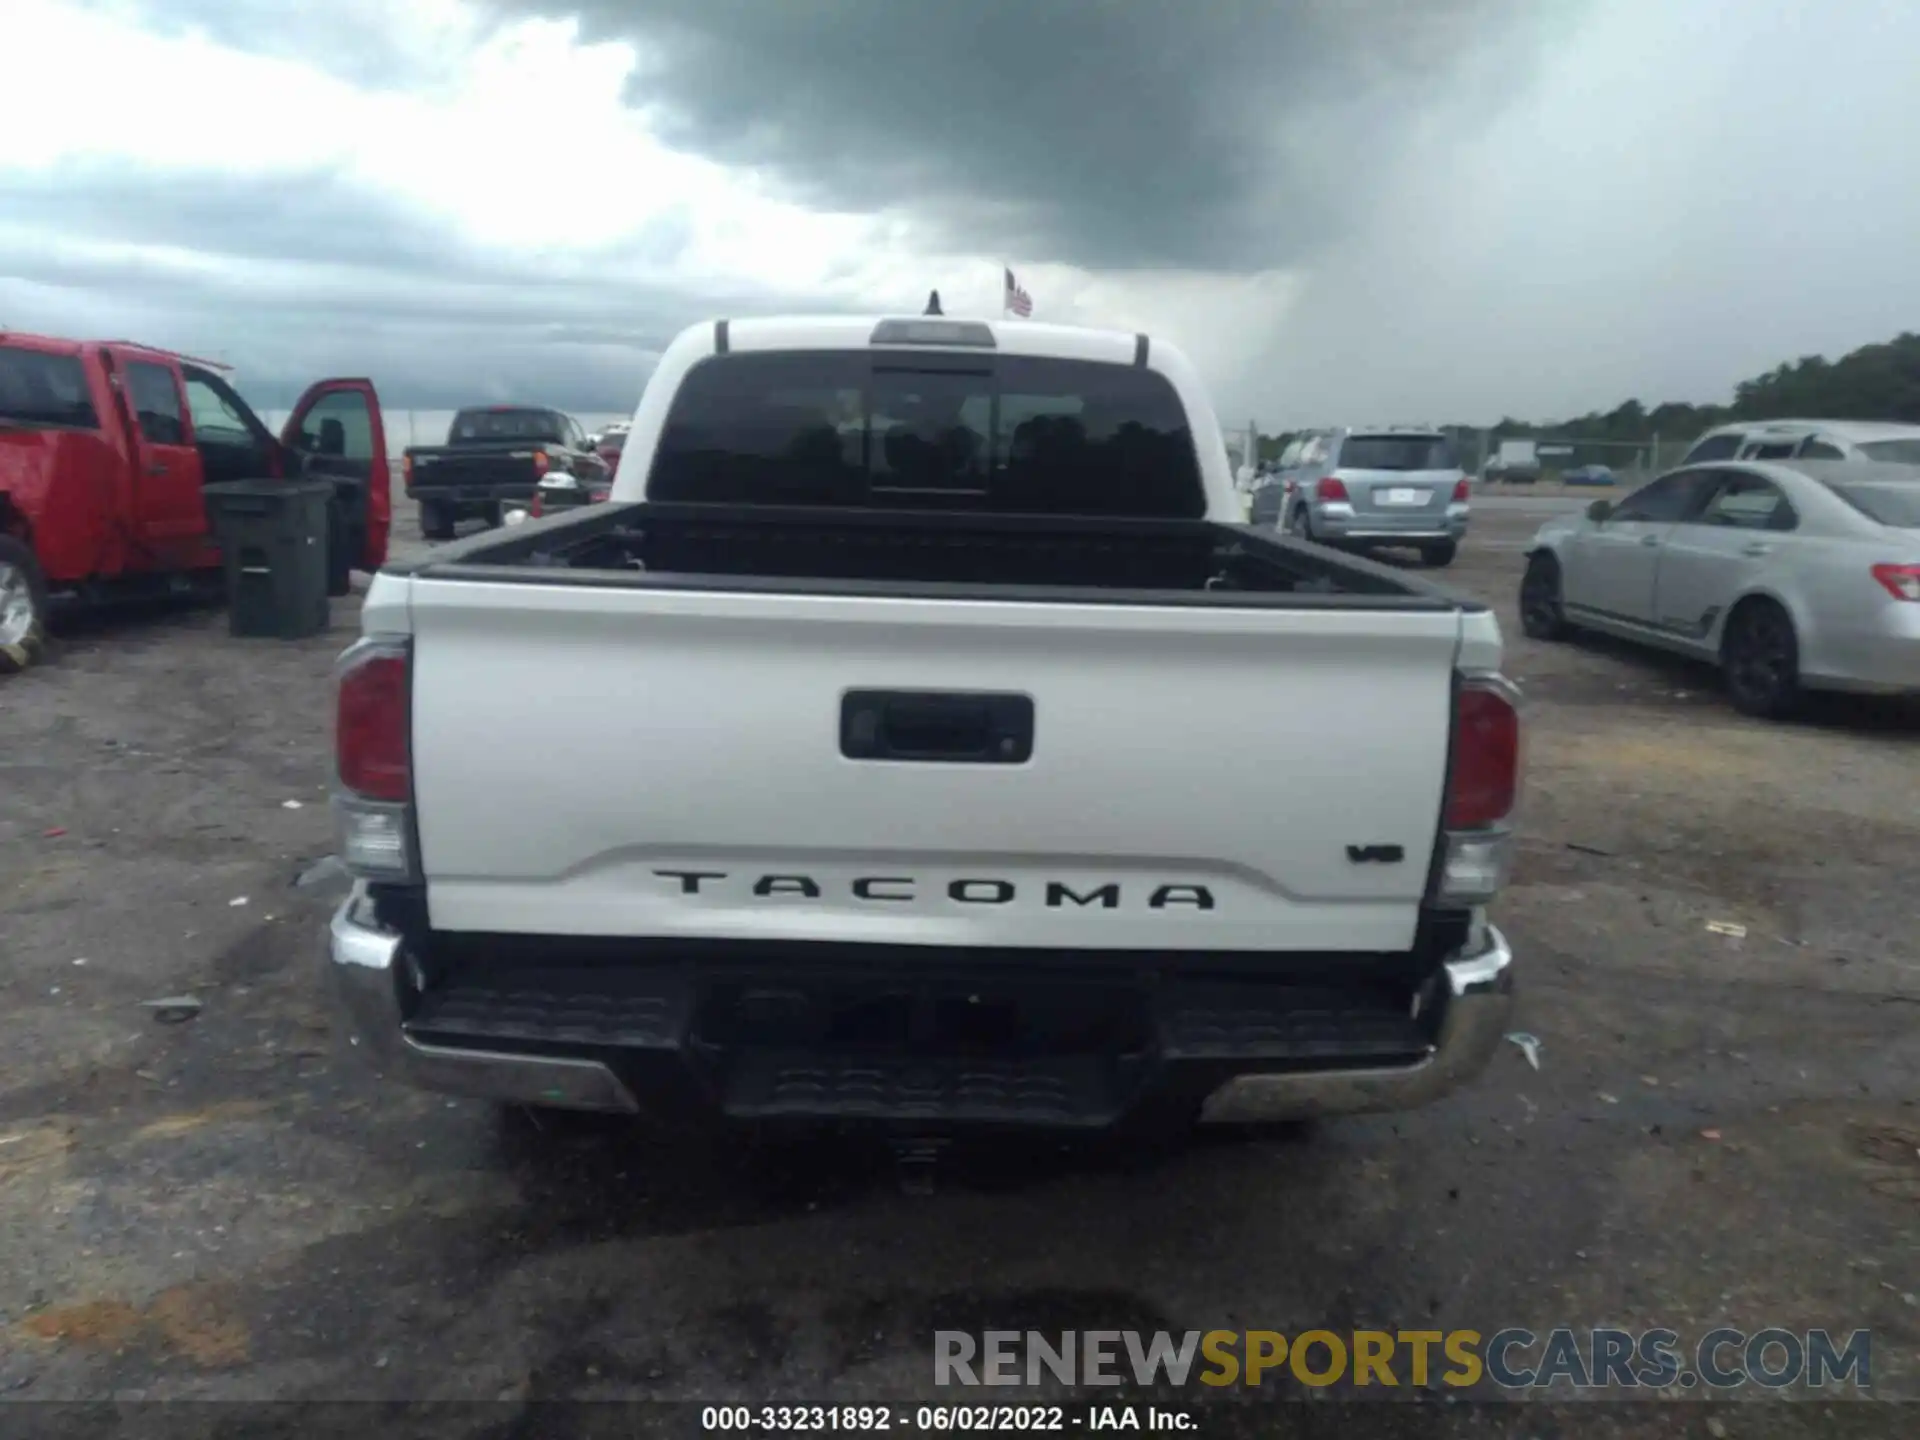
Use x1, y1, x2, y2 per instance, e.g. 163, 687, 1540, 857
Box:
652, 870, 1217, 910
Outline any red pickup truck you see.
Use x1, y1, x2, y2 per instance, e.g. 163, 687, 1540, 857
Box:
0, 331, 391, 674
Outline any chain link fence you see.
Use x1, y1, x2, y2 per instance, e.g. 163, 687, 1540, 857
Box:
1249, 424, 1703, 487
1467, 433, 1701, 485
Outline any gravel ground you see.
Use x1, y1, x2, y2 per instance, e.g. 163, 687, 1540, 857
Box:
1, 504, 1915, 1436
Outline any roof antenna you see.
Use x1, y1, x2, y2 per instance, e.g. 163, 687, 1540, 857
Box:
923, 289, 944, 317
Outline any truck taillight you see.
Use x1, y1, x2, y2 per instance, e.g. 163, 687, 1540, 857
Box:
402, 455, 413, 481
1315, 477, 1348, 502
333, 637, 416, 881
1870, 563, 1920, 601
1433, 674, 1523, 906
1451, 477, 1470, 503
1449, 680, 1520, 826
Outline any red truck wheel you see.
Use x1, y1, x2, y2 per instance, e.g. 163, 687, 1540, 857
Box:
0, 536, 51, 675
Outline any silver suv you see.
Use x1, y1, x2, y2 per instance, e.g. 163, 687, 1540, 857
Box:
1252, 427, 1471, 566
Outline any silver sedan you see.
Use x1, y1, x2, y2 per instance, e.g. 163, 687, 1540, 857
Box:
1520, 459, 1920, 717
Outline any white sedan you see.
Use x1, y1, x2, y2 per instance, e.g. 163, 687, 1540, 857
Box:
1520, 459, 1920, 717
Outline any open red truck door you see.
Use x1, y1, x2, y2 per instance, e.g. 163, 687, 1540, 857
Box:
280, 379, 391, 580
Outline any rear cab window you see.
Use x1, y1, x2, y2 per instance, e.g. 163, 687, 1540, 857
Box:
450, 408, 565, 443
1681, 434, 1742, 465
0, 345, 99, 430
647, 351, 1205, 517
1336, 434, 1459, 471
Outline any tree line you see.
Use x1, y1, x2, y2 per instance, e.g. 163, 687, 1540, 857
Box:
1258, 329, 1920, 463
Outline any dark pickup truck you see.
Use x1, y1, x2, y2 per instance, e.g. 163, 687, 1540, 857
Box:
402, 406, 610, 539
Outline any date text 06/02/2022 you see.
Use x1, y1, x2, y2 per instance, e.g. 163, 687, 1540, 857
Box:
700, 1404, 1195, 1431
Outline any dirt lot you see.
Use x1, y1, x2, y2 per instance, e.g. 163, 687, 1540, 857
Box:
1, 503, 1915, 1434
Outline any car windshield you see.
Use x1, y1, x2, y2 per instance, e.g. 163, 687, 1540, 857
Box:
1824, 479, 1920, 527
1857, 439, 1920, 464
450, 408, 563, 442
1339, 435, 1457, 471
0, 345, 99, 429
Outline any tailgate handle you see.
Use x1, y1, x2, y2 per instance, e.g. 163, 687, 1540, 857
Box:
841, 690, 1034, 764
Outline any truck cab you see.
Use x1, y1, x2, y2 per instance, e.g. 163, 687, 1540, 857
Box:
0, 330, 389, 673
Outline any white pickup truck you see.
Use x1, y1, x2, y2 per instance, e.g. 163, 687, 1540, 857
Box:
326, 313, 1521, 1140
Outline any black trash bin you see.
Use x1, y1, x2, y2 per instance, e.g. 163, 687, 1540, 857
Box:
201, 479, 335, 640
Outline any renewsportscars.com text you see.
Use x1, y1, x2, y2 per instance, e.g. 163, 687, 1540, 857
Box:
935, 1328, 1871, 1392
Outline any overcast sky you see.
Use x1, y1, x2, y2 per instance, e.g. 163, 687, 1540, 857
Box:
4, 0, 1917, 426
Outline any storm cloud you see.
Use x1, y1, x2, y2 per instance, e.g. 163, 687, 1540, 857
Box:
65, 0, 486, 90
0, 165, 834, 409
12, 0, 1920, 425
479, 0, 1563, 272
78, 0, 1564, 273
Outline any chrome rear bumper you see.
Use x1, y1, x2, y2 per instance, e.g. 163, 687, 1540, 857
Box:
1197, 924, 1514, 1123
326, 886, 1513, 1123
327, 889, 639, 1112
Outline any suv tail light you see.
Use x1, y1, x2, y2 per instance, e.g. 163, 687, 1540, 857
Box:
1433, 674, 1523, 906
1870, 563, 1920, 601
401, 454, 414, 483
333, 637, 416, 880
1451, 477, 1471, 503
1315, 476, 1349, 502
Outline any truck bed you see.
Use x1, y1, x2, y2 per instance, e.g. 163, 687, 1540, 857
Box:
392, 501, 1472, 608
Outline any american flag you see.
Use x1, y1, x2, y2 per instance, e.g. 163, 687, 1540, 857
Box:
1003, 267, 1033, 318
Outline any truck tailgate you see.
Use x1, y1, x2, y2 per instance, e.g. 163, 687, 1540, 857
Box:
408, 579, 1463, 952
407, 449, 538, 495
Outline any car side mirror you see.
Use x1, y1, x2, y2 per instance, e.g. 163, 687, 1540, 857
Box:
1586, 499, 1613, 522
